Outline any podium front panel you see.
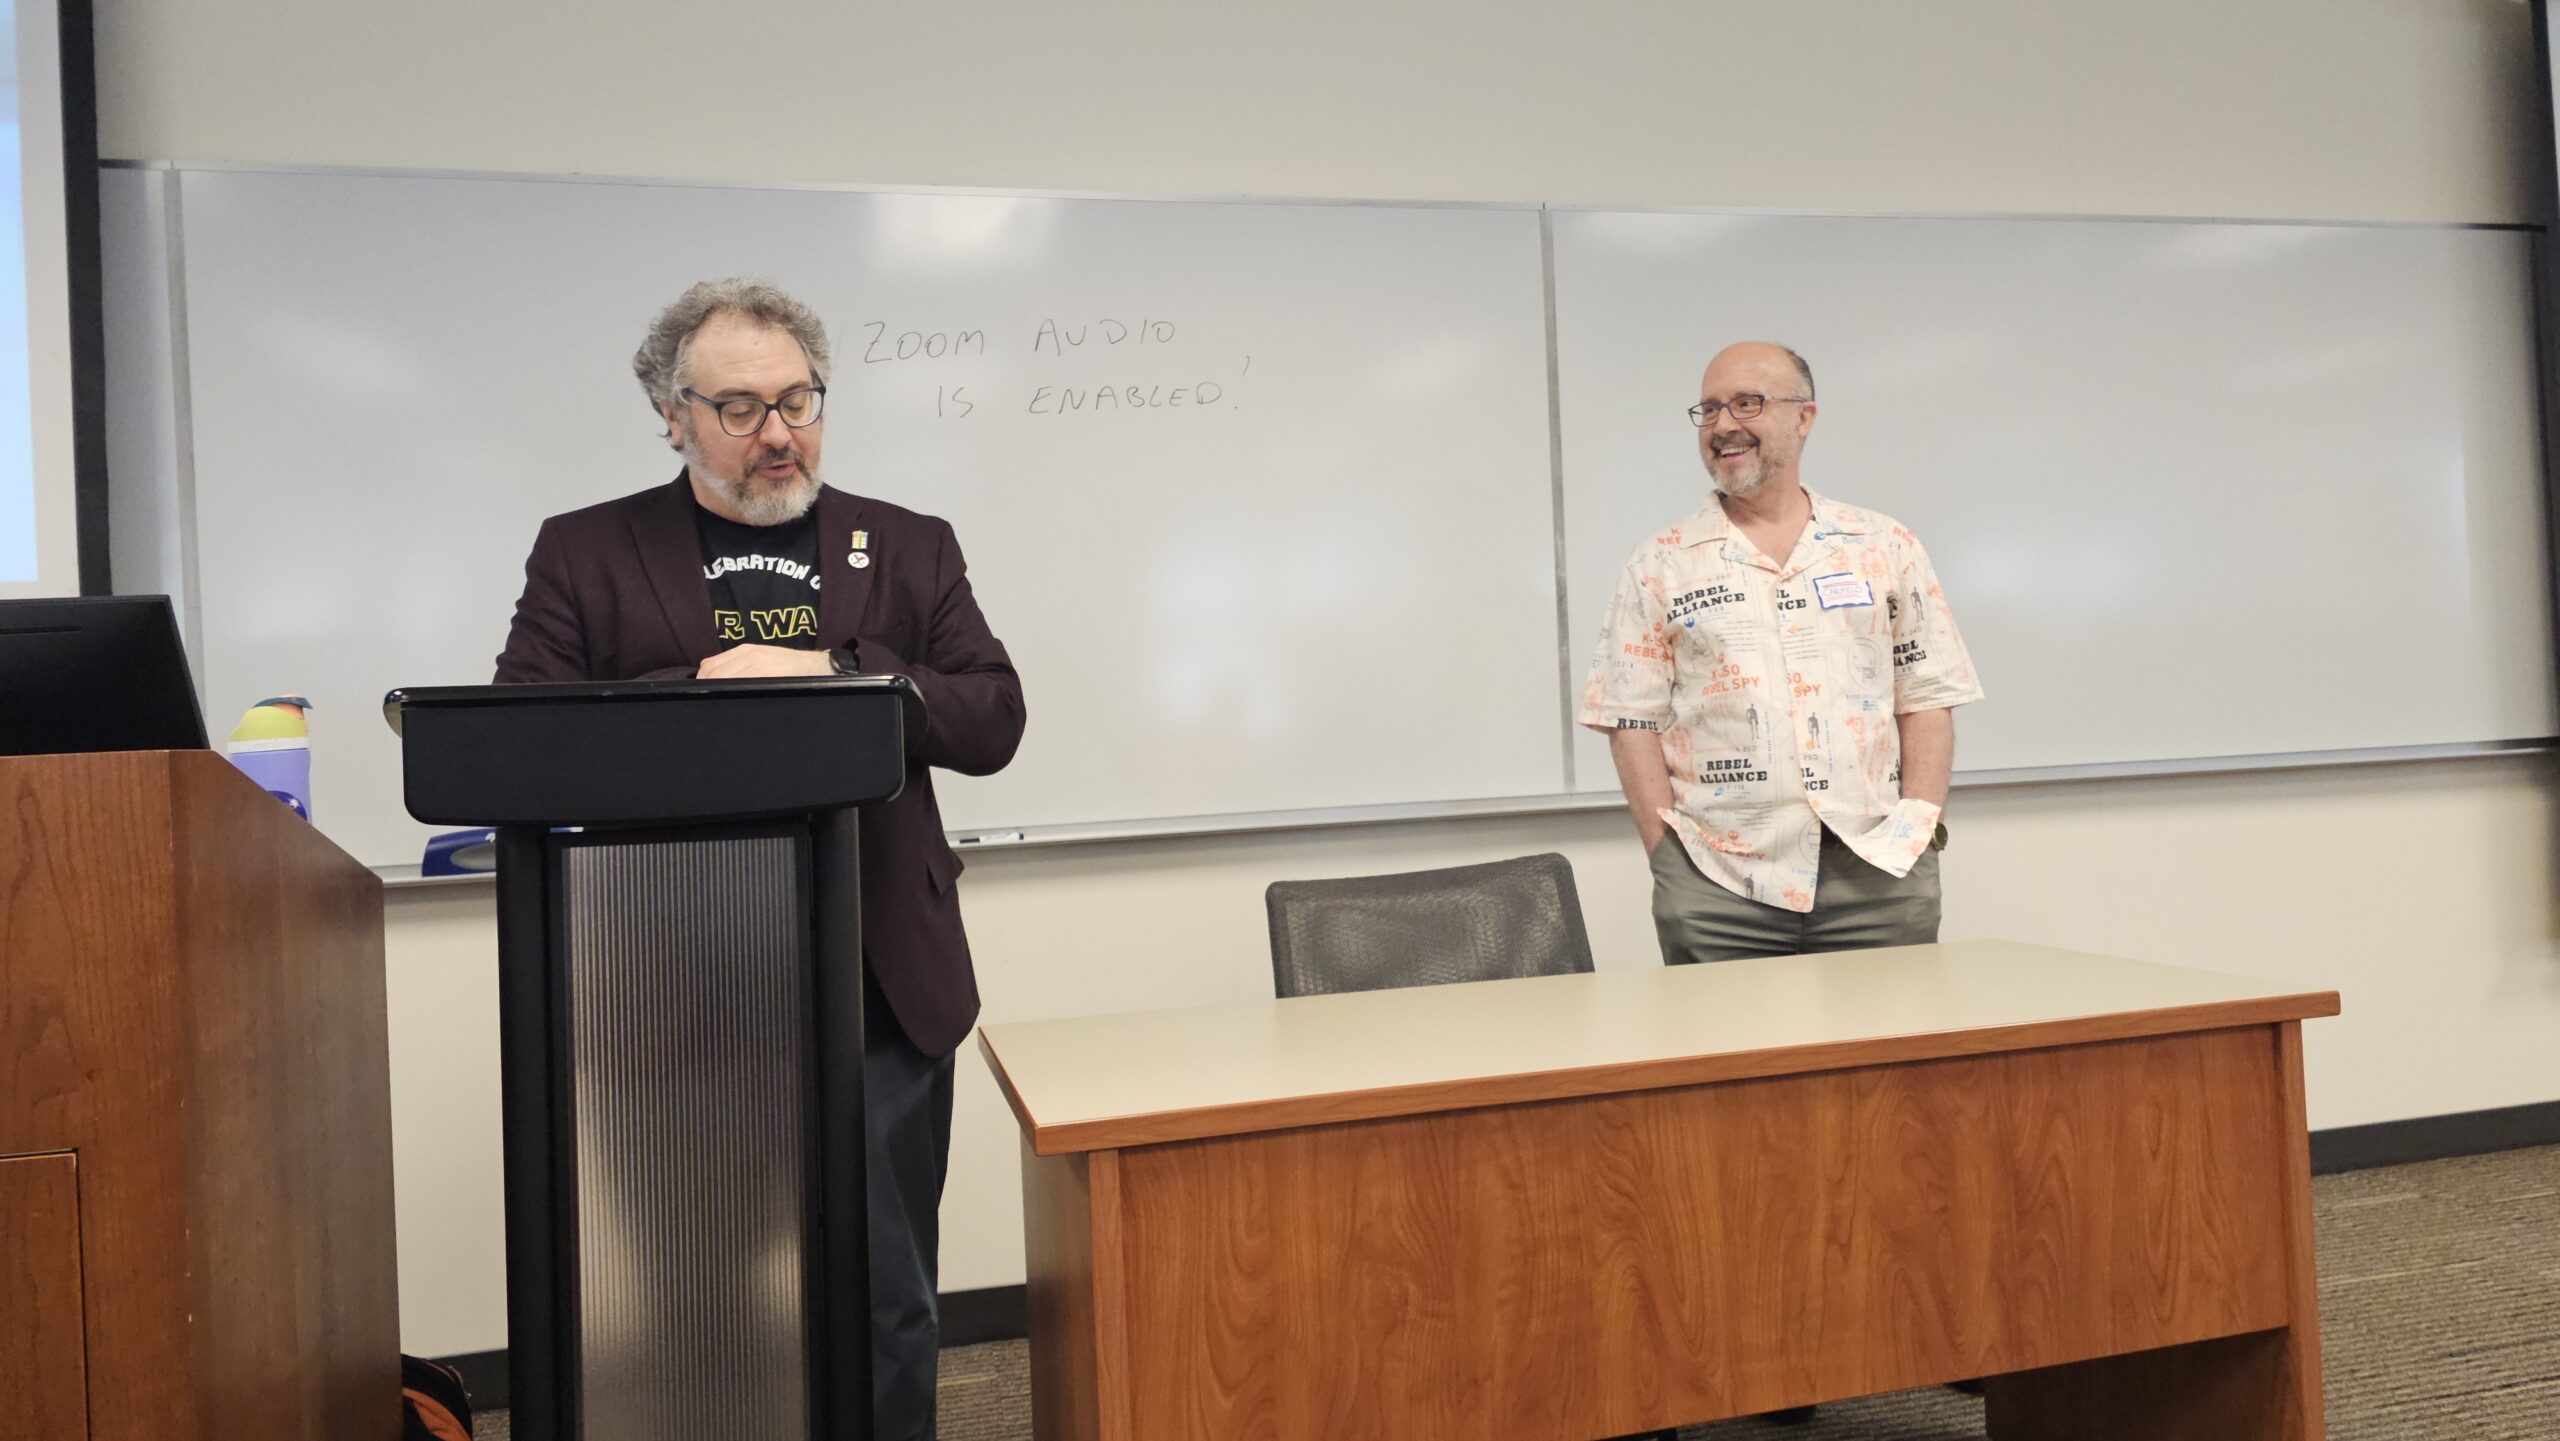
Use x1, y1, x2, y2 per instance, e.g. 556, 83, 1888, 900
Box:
561, 832, 814, 1441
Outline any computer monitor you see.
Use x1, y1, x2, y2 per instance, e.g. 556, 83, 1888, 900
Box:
0, 595, 209, 754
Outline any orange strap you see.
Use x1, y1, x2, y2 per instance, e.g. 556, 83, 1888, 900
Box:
401, 1389, 472, 1441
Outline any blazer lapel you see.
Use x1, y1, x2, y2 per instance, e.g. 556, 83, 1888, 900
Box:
816, 485, 879, 649
631, 471, 720, 663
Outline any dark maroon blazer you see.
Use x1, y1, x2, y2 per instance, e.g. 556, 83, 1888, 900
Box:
494, 472, 1027, 1057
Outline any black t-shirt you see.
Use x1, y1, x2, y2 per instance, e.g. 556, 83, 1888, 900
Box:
695, 504, 822, 649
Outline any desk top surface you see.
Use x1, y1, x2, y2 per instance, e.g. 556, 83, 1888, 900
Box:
977, 940, 2339, 1154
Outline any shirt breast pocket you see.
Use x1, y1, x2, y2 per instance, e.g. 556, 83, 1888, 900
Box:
1669, 608, 1732, 666
1855, 596, 1902, 645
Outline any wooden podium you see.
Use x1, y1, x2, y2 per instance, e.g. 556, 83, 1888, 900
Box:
0, 751, 399, 1441
982, 941, 2341, 1441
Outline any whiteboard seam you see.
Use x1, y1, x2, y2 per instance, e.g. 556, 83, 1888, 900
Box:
159, 167, 208, 702
1542, 204, 1576, 792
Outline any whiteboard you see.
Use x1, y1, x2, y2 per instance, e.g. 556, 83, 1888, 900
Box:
1553, 210, 2557, 789
117, 171, 2560, 869
171, 172, 1562, 869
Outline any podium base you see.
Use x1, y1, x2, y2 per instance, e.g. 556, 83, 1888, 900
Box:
498, 816, 872, 1441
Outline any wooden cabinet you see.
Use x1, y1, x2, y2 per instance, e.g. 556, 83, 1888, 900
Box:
0, 752, 399, 1441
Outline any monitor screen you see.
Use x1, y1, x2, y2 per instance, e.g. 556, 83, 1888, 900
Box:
0, 0, 100, 600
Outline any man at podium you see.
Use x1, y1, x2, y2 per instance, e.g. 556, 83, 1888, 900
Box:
494, 277, 1027, 1440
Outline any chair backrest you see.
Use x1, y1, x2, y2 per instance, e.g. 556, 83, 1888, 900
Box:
1263, 852, 1596, 998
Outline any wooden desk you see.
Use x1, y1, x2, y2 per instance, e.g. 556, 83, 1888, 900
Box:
980, 940, 2340, 1440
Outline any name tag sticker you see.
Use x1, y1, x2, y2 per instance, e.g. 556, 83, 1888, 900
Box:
1813, 572, 1874, 609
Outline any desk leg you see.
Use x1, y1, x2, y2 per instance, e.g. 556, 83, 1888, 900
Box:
1987, 1022, 2325, 1441
1022, 1142, 1130, 1441
1984, 1327, 2314, 1439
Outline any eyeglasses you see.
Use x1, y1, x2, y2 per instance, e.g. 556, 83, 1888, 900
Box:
1688, 393, 1810, 427
684, 384, 827, 438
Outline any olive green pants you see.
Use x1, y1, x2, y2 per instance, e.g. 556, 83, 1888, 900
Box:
1649, 828, 1941, 964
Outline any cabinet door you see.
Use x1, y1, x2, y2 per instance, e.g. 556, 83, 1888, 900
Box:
0, 1151, 88, 1439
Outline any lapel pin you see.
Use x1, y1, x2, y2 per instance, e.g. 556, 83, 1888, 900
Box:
849, 528, 871, 568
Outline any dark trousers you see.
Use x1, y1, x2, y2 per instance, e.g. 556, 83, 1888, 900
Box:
864, 969, 956, 1441
1650, 828, 1941, 963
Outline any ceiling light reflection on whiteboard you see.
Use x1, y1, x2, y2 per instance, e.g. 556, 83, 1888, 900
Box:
1366, 338, 1498, 403
1146, 547, 1294, 734
2228, 341, 2393, 392
272, 319, 430, 399
1948, 535, 2142, 610
1575, 210, 1776, 258
1836, 335, 2002, 393
2146, 225, 2336, 273
865, 195, 1055, 273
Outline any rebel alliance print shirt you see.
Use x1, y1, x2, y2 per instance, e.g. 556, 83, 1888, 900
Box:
1580, 491, 1984, 913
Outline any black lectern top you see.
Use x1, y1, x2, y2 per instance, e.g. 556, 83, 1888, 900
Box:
386, 675, 921, 827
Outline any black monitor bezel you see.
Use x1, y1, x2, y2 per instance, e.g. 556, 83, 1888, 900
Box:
0, 594, 210, 754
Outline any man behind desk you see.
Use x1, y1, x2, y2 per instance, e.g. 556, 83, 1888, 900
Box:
1583, 344, 1980, 1426
496, 278, 1026, 1440
1582, 341, 1982, 961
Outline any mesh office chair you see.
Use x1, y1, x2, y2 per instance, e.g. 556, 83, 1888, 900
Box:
1263, 852, 1596, 998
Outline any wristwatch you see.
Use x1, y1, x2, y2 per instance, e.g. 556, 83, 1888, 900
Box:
827, 643, 860, 676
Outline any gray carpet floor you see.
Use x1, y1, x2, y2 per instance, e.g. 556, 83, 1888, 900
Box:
481, 1144, 2560, 1439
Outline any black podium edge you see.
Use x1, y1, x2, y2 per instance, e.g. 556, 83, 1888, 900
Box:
494, 826, 568, 1441
810, 808, 873, 1441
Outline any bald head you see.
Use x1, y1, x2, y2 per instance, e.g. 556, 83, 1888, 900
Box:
1702, 342, 1814, 401
1696, 342, 1818, 500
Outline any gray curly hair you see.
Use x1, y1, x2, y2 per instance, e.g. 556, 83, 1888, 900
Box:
632, 278, 833, 416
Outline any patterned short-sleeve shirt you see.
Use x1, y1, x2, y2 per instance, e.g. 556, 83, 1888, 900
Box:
1579, 490, 1984, 912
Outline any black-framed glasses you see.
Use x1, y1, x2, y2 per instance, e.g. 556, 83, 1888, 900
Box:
1688, 393, 1810, 427
684, 384, 827, 438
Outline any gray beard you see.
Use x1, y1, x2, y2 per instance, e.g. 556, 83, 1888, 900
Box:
689, 443, 822, 526
722, 471, 821, 526
1711, 456, 1768, 498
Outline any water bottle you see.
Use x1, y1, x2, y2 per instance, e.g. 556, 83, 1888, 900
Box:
226, 695, 314, 821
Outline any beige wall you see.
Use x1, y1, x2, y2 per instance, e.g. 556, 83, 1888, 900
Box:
97, 1, 2542, 223
98, 0, 2560, 1357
